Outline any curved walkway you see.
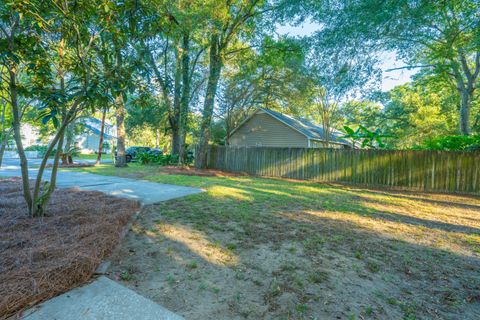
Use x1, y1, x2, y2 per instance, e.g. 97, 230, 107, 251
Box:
0, 167, 202, 205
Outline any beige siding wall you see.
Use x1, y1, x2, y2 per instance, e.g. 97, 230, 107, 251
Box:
229, 112, 308, 147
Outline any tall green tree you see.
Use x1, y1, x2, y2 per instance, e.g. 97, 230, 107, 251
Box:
307, 0, 480, 135
1, 0, 105, 216
381, 79, 458, 148
217, 36, 312, 143
96, 0, 147, 167
195, 0, 268, 168
132, 0, 211, 163
336, 100, 383, 130
307, 37, 380, 143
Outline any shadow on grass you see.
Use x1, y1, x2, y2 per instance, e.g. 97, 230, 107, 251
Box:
333, 184, 480, 211
208, 181, 480, 237
111, 177, 480, 319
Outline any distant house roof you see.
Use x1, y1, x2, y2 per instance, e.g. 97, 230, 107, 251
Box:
230, 108, 352, 146
80, 117, 116, 140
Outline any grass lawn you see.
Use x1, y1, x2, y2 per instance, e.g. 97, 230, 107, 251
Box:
74, 164, 480, 319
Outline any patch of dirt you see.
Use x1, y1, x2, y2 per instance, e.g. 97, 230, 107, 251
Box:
106, 183, 480, 319
0, 178, 140, 319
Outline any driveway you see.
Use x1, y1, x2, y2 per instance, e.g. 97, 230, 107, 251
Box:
0, 166, 202, 205
1, 157, 112, 168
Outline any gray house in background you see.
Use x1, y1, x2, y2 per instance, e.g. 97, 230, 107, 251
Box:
228, 108, 352, 149
75, 117, 116, 154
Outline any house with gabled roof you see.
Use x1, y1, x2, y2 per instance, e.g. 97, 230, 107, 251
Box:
228, 108, 352, 149
74, 117, 116, 154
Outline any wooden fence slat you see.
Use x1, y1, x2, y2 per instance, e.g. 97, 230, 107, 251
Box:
205, 146, 480, 194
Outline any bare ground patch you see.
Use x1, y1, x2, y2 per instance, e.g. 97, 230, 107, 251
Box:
103, 174, 480, 319
0, 178, 140, 319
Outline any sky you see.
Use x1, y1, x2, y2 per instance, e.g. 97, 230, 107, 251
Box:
276, 20, 417, 92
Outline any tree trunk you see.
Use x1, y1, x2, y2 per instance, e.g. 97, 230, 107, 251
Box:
0, 100, 10, 168
8, 66, 33, 213
320, 106, 329, 147
454, 51, 479, 135
31, 118, 71, 217
225, 106, 233, 146
0, 132, 9, 168
32, 129, 66, 217
29, 72, 83, 217
62, 123, 74, 164
171, 44, 183, 155
155, 128, 159, 149
178, 33, 191, 164
113, 39, 127, 167
96, 107, 107, 165
115, 94, 127, 167
196, 36, 222, 169
459, 90, 471, 135
171, 126, 180, 155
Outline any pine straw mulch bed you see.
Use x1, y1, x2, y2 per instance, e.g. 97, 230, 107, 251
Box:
0, 178, 140, 319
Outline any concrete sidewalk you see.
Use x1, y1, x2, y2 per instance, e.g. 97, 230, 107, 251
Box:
1, 157, 112, 168
23, 276, 183, 320
0, 168, 202, 205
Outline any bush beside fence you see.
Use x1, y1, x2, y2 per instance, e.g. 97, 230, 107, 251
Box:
206, 146, 480, 194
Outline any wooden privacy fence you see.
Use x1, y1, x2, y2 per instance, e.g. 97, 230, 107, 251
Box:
206, 146, 480, 194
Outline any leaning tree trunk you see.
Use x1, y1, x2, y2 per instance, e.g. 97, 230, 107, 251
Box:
31, 115, 72, 217
196, 37, 222, 169
115, 94, 127, 167
32, 128, 66, 217
8, 66, 33, 212
96, 107, 107, 165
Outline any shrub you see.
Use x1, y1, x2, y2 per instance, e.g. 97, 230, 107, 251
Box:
25, 145, 48, 152
136, 152, 186, 166
136, 151, 156, 165
159, 154, 179, 165
420, 135, 480, 151
25, 145, 57, 157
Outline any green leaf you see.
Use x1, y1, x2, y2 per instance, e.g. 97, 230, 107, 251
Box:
343, 126, 355, 135
41, 115, 52, 125
52, 116, 59, 129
